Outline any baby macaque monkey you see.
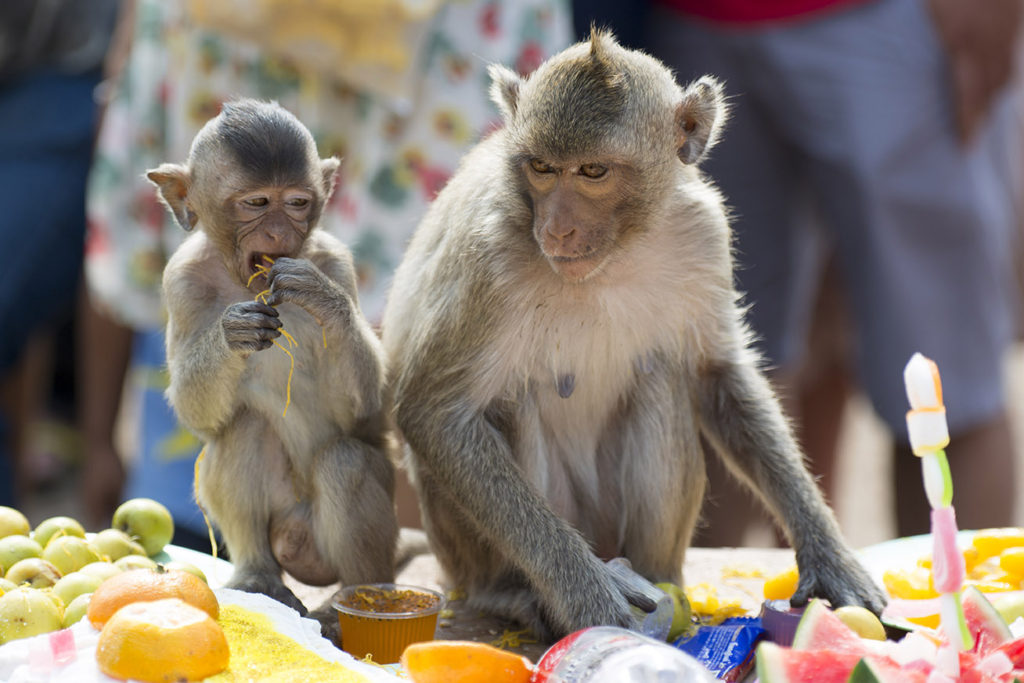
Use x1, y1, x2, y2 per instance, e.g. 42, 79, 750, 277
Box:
151, 99, 397, 636
381, 29, 886, 640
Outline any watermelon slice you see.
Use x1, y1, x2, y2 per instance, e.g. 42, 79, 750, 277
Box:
962, 585, 1013, 655
755, 641, 862, 682
846, 656, 930, 682
792, 599, 870, 655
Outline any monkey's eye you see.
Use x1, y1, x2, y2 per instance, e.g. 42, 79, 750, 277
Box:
244, 197, 269, 208
285, 197, 310, 208
529, 158, 554, 174
578, 164, 608, 179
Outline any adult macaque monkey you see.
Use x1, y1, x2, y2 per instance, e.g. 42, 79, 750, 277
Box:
151, 99, 397, 635
381, 30, 886, 640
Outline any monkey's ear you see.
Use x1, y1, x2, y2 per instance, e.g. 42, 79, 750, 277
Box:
320, 157, 340, 199
676, 76, 728, 165
146, 163, 198, 231
488, 64, 522, 121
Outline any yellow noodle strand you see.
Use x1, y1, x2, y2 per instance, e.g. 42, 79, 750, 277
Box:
271, 337, 295, 417
193, 447, 219, 561
322, 326, 327, 348
279, 327, 298, 348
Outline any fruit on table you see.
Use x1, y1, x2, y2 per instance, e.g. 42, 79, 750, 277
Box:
32, 515, 86, 548
0, 534, 43, 574
52, 570, 103, 606
655, 581, 694, 640
114, 554, 159, 571
112, 498, 175, 557
0, 506, 30, 538
833, 605, 886, 642
96, 597, 229, 683
757, 588, 1024, 682
62, 592, 91, 627
0, 577, 16, 594
80, 560, 123, 582
91, 528, 147, 561
162, 559, 208, 584
41, 534, 102, 575
0, 586, 64, 644
763, 565, 800, 601
400, 640, 535, 683
87, 566, 219, 628
5, 557, 61, 588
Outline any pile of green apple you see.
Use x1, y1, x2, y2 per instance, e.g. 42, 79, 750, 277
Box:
0, 498, 200, 645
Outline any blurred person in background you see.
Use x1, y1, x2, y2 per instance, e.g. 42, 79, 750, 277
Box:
81, 0, 572, 550
0, 0, 121, 509
574, 0, 1023, 544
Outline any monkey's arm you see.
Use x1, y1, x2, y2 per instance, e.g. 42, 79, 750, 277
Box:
695, 349, 888, 614
163, 265, 281, 436
396, 369, 637, 637
264, 254, 387, 421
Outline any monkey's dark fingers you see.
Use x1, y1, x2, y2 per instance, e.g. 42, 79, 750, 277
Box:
605, 557, 660, 613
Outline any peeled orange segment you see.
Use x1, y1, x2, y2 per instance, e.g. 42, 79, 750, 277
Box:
96, 597, 229, 683
401, 640, 534, 683
763, 565, 799, 601
87, 567, 219, 628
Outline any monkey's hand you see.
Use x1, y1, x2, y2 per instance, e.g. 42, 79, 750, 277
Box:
791, 545, 888, 616
264, 257, 350, 326
221, 301, 282, 355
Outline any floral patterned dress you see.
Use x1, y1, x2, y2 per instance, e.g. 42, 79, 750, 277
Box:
85, 0, 571, 540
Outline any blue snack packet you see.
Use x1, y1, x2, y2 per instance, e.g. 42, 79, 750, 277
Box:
671, 616, 765, 681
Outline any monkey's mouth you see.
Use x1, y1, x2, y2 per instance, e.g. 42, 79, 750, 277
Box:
245, 252, 281, 287
548, 252, 607, 283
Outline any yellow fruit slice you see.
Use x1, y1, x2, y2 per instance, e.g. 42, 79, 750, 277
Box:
972, 529, 1024, 562
763, 565, 799, 601
400, 640, 534, 683
96, 597, 229, 682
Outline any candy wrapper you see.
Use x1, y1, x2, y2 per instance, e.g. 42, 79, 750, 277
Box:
672, 616, 765, 681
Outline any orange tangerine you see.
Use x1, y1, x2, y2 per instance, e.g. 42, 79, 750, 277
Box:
87, 567, 218, 628
96, 597, 229, 682
401, 640, 534, 683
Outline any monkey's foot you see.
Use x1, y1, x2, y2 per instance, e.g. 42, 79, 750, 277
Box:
226, 573, 309, 616
309, 604, 341, 644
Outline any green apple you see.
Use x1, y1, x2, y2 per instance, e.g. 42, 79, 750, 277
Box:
79, 560, 123, 582
112, 498, 175, 556
62, 592, 91, 627
0, 577, 16, 593
92, 528, 146, 561
0, 535, 43, 575
162, 560, 208, 584
33, 515, 86, 548
0, 506, 29, 539
42, 535, 101, 576
655, 582, 693, 641
5, 557, 61, 588
53, 571, 103, 607
0, 587, 64, 644
114, 554, 158, 571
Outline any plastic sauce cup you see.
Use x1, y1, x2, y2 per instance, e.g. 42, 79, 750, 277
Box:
332, 583, 446, 664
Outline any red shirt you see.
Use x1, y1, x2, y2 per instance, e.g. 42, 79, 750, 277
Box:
659, 0, 873, 24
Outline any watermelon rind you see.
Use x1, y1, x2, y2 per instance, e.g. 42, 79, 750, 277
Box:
846, 658, 882, 683
756, 642, 787, 682
792, 599, 869, 655
962, 585, 1012, 654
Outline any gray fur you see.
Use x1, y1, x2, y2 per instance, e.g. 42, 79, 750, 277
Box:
155, 100, 398, 640
382, 33, 884, 640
